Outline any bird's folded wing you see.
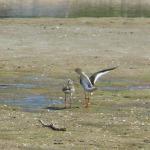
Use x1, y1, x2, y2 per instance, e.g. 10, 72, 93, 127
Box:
80, 73, 93, 89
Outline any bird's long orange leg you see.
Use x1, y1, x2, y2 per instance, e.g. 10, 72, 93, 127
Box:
84, 92, 89, 108
83, 91, 86, 105
85, 92, 90, 108
64, 93, 67, 108
87, 92, 90, 106
69, 93, 72, 108
84, 91, 88, 107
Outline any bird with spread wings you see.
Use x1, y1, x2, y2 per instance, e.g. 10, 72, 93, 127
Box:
75, 66, 117, 107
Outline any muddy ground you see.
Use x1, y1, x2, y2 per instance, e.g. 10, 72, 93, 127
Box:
0, 18, 150, 149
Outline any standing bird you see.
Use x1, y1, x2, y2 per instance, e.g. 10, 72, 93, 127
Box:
62, 79, 75, 108
75, 67, 117, 107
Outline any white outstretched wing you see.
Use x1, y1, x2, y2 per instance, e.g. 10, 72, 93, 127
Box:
90, 67, 117, 85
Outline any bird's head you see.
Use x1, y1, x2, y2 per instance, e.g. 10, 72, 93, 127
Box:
75, 68, 82, 75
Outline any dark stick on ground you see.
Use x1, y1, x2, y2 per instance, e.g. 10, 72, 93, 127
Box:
39, 120, 66, 131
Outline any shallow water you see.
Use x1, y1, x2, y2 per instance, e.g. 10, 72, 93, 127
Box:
0, 82, 64, 111
100, 85, 150, 91
0, 81, 150, 111
0, 95, 63, 112
0, 84, 35, 89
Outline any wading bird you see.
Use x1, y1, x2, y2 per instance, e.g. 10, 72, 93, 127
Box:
62, 79, 75, 108
75, 67, 117, 107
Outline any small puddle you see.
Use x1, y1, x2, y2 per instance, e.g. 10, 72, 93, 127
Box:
0, 82, 64, 112
0, 95, 64, 112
